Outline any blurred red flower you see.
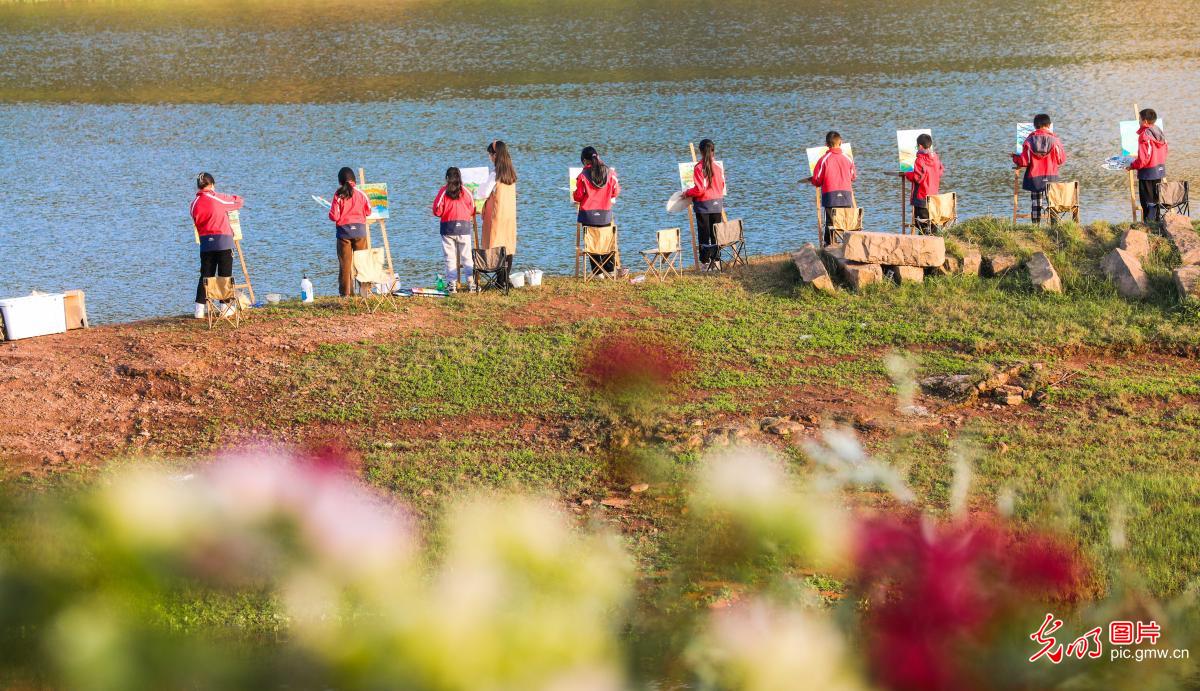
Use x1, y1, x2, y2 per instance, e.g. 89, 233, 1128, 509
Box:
579, 335, 691, 400
853, 513, 1087, 691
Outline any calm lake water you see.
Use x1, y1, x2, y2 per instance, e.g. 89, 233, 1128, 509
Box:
1, 0, 1198, 323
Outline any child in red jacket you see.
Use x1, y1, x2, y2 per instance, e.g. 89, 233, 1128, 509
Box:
328, 167, 373, 296
810, 131, 857, 245
905, 133, 944, 232
684, 138, 727, 266
432, 167, 476, 292
1127, 108, 1168, 224
573, 146, 620, 272
1011, 114, 1066, 225
190, 172, 244, 318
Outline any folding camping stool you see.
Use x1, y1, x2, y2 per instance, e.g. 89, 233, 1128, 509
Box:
473, 246, 511, 294
1159, 181, 1190, 218
204, 276, 241, 330
352, 247, 397, 314
925, 192, 958, 233
581, 224, 621, 281
640, 227, 682, 282
1046, 181, 1080, 225
827, 207, 864, 245
702, 219, 748, 270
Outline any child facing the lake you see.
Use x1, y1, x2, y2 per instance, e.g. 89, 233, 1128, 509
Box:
1127, 108, 1168, 224
905, 133, 944, 232
810, 131, 857, 245
190, 172, 244, 318
328, 167, 372, 296
432, 167, 475, 292
1012, 113, 1065, 225
683, 138, 726, 268
573, 146, 621, 273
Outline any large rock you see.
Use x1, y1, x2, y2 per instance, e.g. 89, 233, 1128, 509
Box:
1027, 252, 1061, 293
841, 231, 945, 267
961, 249, 982, 276
985, 253, 1019, 276
888, 265, 924, 284
1102, 248, 1149, 299
1163, 213, 1200, 266
824, 245, 883, 291
1175, 266, 1200, 300
791, 244, 834, 292
1119, 228, 1150, 260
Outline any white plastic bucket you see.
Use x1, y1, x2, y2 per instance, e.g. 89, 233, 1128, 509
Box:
0, 294, 67, 340
527, 269, 544, 286
509, 270, 527, 288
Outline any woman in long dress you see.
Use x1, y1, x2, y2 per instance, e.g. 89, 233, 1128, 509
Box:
480, 140, 518, 265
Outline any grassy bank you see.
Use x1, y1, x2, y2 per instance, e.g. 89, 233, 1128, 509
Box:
4, 216, 1200, 629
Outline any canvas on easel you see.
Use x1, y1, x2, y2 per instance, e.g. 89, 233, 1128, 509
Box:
357, 170, 396, 289
806, 143, 854, 245
461, 166, 490, 214
1011, 123, 1035, 224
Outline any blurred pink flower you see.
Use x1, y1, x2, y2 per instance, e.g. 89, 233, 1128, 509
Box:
853, 513, 1087, 691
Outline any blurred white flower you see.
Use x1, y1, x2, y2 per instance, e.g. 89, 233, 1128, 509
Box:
687, 598, 868, 691
692, 447, 851, 568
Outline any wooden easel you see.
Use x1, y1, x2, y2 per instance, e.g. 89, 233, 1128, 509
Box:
892, 172, 913, 234
1011, 167, 1031, 225
198, 212, 256, 303
1127, 103, 1142, 223
233, 237, 255, 304
682, 145, 701, 272
358, 167, 396, 285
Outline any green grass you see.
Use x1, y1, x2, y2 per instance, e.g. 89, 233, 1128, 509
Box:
8, 216, 1200, 644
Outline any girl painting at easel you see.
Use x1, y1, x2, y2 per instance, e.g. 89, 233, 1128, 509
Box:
190, 172, 244, 318
683, 139, 726, 270
328, 167, 372, 297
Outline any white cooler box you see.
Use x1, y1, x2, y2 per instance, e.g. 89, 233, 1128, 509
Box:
0, 294, 68, 340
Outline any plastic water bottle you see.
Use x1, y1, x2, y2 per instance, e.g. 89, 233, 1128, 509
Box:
301, 274, 314, 303
436, 274, 447, 292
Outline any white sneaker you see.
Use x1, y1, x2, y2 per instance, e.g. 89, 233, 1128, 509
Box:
194, 303, 206, 319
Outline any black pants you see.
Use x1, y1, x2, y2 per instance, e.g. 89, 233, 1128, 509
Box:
1139, 178, 1162, 224
913, 205, 931, 232
695, 211, 723, 262
195, 249, 233, 303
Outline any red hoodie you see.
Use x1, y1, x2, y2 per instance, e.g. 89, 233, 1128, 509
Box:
573, 164, 620, 211
1130, 124, 1167, 180
811, 147, 857, 207
684, 160, 726, 215
432, 185, 475, 236
191, 189, 243, 237
1011, 128, 1065, 192
328, 183, 372, 226
904, 149, 944, 204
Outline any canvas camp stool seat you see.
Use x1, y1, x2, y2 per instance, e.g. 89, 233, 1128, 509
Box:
473, 246, 511, 294
580, 224, 621, 281
640, 228, 682, 282
352, 248, 396, 313
1046, 181, 1080, 225
701, 219, 747, 270
924, 192, 958, 233
1159, 180, 1190, 218
203, 277, 241, 329
826, 207, 864, 245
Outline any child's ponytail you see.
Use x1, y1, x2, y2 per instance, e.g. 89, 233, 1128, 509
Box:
336, 167, 356, 199
581, 146, 607, 187
445, 167, 463, 200
698, 139, 716, 184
